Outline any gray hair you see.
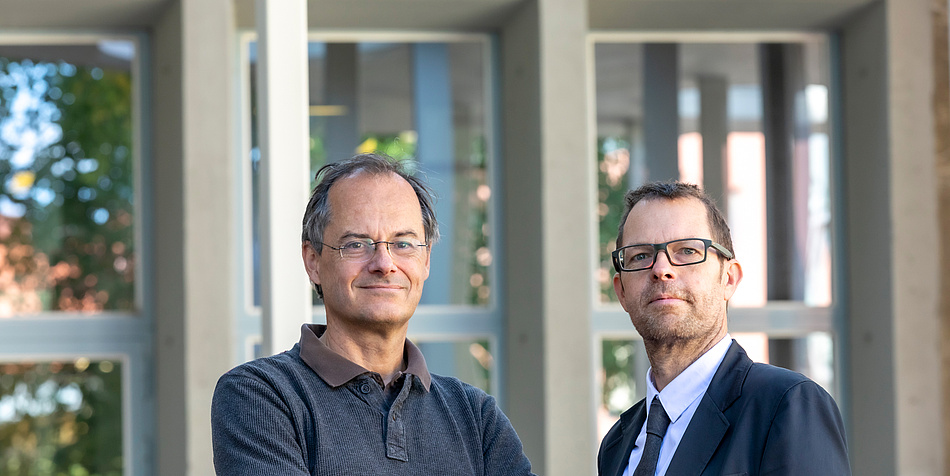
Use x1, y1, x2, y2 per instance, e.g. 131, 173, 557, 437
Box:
302, 152, 440, 251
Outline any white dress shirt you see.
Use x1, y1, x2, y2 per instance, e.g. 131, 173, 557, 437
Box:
622, 335, 733, 476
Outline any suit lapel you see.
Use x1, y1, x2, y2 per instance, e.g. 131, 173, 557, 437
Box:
666, 341, 753, 475
605, 400, 646, 476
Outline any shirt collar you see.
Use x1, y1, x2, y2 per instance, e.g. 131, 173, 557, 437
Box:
298, 323, 432, 391
644, 334, 732, 424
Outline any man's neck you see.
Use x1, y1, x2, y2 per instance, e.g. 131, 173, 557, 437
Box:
644, 330, 727, 392
320, 324, 408, 385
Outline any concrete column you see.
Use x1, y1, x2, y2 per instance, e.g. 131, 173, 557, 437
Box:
884, 0, 944, 472
760, 43, 808, 302
153, 0, 236, 474
255, 0, 312, 355
842, 1, 944, 473
698, 75, 728, 209
642, 43, 679, 181
501, 0, 595, 474
933, 2, 950, 473
324, 43, 359, 163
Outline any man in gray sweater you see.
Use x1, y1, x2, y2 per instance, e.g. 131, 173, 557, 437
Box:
212, 153, 534, 475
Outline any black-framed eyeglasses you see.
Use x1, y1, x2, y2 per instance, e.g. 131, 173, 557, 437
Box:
318, 239, 429, 262
611, 238, 734, 273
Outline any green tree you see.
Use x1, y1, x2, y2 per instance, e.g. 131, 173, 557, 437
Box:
0, 54, 135, 314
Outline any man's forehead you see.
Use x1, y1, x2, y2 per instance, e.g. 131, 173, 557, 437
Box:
625, 197, 711, 240
325, 171, 424, 230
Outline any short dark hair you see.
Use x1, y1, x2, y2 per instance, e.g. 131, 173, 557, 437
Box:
302, 153, 440, 249
616, 181, 735, 258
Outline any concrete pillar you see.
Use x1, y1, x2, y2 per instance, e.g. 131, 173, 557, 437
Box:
842, 1, 944, 473
255, 0, 312, 355
324, 43, 359, 163
153, 0, 236, 473
760, 43, 808, 302
501, 0, 595, 474
642, 43, 679, 181
698, 75, 728, 209
933, 1, 950, 473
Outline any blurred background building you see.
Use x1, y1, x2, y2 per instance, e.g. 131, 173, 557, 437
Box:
0, 0, 947, 474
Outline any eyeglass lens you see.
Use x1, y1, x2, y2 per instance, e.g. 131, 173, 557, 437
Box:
621, 239, 708, 270
338, 240, 425, 261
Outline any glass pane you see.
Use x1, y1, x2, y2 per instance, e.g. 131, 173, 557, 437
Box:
415, 339, 493, 393
0, 359, 123, 475
594, 41, 832, 307
598, 338, 646, 440
0, 41, 137, 316
734, 331, 837, 400
248, 39, 492, 308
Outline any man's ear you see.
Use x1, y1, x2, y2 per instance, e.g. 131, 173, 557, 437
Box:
613, 273, 629, 312
419, 243, 431, 280
722, 259, 743, 301
302, 242, 321, 287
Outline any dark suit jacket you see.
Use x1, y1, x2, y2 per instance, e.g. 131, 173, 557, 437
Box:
597, 341, 851, 476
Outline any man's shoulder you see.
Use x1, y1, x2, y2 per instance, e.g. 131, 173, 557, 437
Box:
738, 361, 833, 405
216, 345, 309, 387
745, 361, 812, 389
429, 373, 490, 398
427, 373, 500, 415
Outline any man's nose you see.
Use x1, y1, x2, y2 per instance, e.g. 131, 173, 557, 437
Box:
651, 250, 676, 280
367, 242, 397, 272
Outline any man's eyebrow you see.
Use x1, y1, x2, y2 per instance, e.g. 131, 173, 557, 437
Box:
336, 230, 421, 241
336, 232, 372, 242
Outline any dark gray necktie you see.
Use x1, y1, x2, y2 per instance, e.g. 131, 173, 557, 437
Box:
633, 396, 671, 476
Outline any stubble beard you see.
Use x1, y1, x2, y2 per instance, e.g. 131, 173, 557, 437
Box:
631, 283, 722, 346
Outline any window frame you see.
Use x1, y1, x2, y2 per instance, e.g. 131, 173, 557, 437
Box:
0, 32, 153, 476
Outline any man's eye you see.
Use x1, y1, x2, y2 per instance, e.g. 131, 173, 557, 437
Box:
681, 247, 700, 255
631, 253, 650, 262
341, 241, 367, 250
393, 241, 413, 250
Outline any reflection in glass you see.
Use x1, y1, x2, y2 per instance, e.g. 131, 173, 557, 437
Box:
0, 359, 123, 475
0, 42, 137, 316
248, 40, 492, 307
415, 339, 492, 393
594, 41, 832, 307
598, 338, 644, 440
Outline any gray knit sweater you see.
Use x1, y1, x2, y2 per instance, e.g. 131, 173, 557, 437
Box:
211, 344, 535, 475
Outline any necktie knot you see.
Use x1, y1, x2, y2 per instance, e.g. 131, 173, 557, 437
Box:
645, 396, 671, 436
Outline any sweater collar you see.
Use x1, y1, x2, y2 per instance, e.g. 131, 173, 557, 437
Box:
298, 323, 432, 391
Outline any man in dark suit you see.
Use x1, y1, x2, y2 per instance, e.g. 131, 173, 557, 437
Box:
598, 181, 850, 476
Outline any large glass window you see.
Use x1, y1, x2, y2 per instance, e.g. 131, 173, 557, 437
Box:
238, 34, 501, 394
0, 359, 124, 475
592, 37, 839, 437
0, 41, 137, 316
0, 35, 147, 476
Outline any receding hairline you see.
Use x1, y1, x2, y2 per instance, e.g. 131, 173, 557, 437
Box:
619, 195, 716, 243
323, 170, 427, 230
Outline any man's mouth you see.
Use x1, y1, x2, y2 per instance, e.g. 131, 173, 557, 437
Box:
648, 291, 688, 304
